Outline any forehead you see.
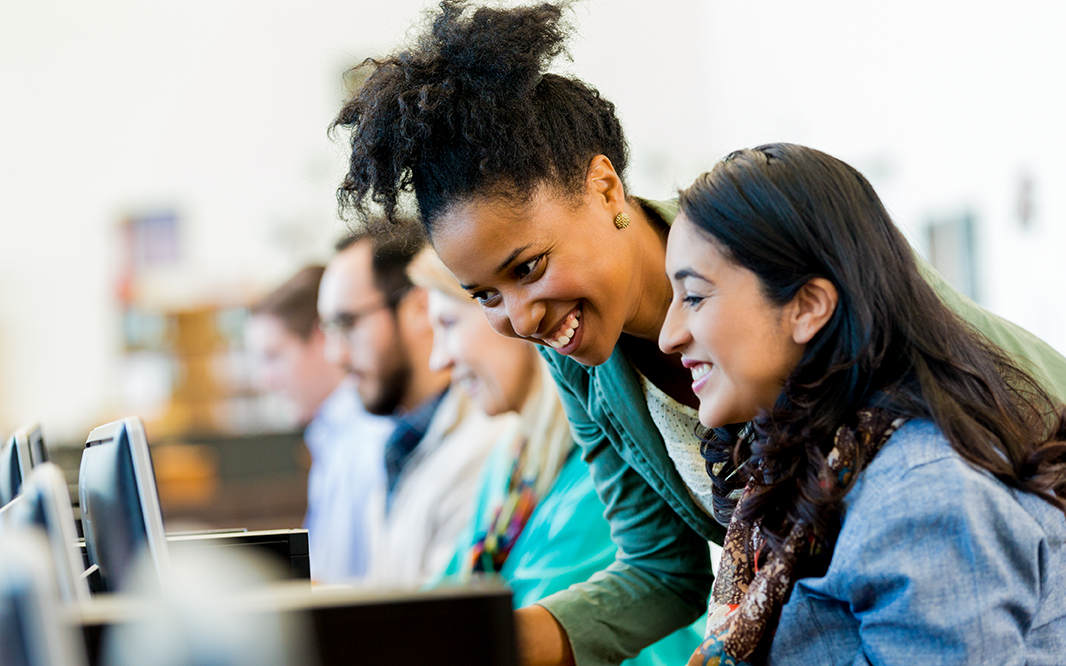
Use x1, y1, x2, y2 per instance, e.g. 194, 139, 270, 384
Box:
426, 288, 474, 316
666, 213, 723, 274
318, 242, 381, 312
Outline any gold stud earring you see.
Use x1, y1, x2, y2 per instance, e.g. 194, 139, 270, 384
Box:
613, 212, 631, 229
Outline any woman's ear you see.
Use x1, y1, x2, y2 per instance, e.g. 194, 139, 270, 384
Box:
789, 277, 839, 344
585, 154, 625, 211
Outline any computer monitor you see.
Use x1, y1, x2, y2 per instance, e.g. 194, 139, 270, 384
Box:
78, 417, 170, 594
1, 430, 30, 506
0, 424, 49, 507
0, 463, 92, 605
0, 529, 88, 666
20, 423, 50, 467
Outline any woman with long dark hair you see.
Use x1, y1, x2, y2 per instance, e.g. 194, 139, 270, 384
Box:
331, 3, 1066, 663
660, 143, 1066, 665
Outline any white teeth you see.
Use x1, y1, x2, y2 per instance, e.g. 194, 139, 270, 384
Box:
691, 364, 712, 380
548, 311, 581, 349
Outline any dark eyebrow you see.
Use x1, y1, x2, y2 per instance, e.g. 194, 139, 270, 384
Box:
495, 244, 533, 275
458, 244, 534, 291
673, 268, 712, 283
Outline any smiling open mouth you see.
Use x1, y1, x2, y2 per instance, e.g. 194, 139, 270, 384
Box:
547, 309, 581, 349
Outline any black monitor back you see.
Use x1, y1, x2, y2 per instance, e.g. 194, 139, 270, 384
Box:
78, 418, 168, 594
0, 530, 88, 666
0, 464, 91, 605
0, 433, 28, 506
23, 425, 49, 467
1, 425, 49, 507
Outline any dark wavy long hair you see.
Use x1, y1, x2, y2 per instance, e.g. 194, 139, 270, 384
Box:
330, 0, 629, 233
682, 143, 1066, 556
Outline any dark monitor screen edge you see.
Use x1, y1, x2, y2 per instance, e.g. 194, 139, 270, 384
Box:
78, 417, 170, 595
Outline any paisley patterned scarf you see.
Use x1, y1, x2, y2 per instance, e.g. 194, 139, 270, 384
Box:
691, 407, 907, 666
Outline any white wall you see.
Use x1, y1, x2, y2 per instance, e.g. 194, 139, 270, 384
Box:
1, 0, 1063, 440
0, 0, 426, 439
696, 0, 1066, 351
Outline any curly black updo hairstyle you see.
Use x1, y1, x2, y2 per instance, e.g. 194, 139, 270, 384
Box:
331, 0, 629, 233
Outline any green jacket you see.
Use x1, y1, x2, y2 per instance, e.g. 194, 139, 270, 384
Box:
537, 198, 1066, 666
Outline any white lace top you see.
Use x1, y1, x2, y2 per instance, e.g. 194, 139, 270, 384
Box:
639, 372, 717, 519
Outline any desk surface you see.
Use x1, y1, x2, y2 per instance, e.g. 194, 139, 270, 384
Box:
77, 583, 517, 666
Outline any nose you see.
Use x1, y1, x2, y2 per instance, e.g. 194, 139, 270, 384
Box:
503, 294, 546, 339
428, 329, 454, 372
658, 298, 691, 356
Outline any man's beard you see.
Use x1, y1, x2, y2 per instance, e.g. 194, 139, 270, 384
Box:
363, 354, 412, 416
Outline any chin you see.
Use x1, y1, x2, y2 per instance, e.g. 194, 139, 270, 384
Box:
472, 393, 495, 416
697, 404, 729, 430
698, 416, 723, 429
702, 404, 760, 430
570, 343, 613, 367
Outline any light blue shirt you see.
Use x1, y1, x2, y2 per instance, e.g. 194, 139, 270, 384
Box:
303, 381, 395, 582
769, 419, 1066, 665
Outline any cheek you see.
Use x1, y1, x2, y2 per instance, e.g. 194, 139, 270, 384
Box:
259, 362, 282, 387
717, 326, 795, 413
536, 266, 593, 306
469, 327, 508, 378
361, 320, 395, 362
325, 336, 347, 363
449, 322, 482, 366
273, 352, 298, 379
692, 308, 726, 358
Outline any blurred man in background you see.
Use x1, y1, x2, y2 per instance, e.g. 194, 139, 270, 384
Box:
318, 225, 509, 586
245, 265, 394, 582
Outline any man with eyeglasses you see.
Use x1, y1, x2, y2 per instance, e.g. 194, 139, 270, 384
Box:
318, 223, 510, 587
245, 265, 394, 584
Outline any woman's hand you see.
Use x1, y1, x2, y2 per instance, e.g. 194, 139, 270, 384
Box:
515, 605, 575, 666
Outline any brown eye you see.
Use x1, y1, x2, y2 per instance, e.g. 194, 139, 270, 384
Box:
515, 255, 541, 279
472, 290, 501, 307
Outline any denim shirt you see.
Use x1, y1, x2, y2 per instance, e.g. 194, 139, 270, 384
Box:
769, 419, 1066, 665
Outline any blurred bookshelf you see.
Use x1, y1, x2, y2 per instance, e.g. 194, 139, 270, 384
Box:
113, 303, 309, 531
121, 304, 282, 438
99, 209, 309, 531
